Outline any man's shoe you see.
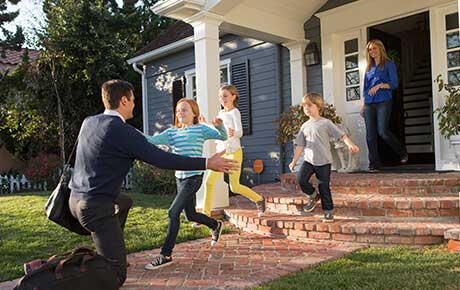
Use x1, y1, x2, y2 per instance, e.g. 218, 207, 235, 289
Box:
191, 222, 202, 228
303, 193, 320, 212
368, 167, 380, 173
144, 254, 172, 270
211, 220, 224, 246
400, 154, 409, 164
256, 198, 266, 217
322, 212, 334, 223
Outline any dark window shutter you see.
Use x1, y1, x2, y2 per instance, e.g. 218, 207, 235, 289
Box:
231, 60, 251, 135
172, 78, 184, 115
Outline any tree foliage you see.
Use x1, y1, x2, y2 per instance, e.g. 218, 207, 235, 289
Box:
0, 0, 174, 161
0, 0, 24, 52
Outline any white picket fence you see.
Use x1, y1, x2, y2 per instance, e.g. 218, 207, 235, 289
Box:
0, 174, 48, 194
0, 170, 132, 194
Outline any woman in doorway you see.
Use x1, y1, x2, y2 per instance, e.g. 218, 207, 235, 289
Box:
361, 39, 408, 172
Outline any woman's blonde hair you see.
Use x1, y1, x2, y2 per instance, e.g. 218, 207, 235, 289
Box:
366, 39, 390, 72
302, 92, 324, 112
219, 84, 239, 107
175, 98, 200, 128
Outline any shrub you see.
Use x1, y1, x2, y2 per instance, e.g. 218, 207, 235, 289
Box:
131, 161, 176, 195
277, 103, 342, 144
24, 153, 62, 188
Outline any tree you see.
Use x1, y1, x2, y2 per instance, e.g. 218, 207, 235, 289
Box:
0, 0, 175, 161
0, 0, 24, 52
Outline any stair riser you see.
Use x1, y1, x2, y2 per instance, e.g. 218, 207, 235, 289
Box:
228, 217, 445, 246
280, 182, 460, 195
266, 202, 459, 217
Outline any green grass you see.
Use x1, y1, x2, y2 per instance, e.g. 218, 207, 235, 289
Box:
254, 246, 460, 290
0, 191, 220, 282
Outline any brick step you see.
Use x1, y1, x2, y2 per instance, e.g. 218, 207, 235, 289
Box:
263, 192, 459, 217
225, 198, 460, 246
280, 172, 460, 195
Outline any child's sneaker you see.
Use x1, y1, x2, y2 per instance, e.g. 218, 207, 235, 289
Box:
211, 220, 224, 246
322, 212, 334, 223
256, 198, 266, 217
303, 193, 320, 212
144, 254, 173, 270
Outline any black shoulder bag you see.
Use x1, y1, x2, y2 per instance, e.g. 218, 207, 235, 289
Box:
44, 141, 90, 235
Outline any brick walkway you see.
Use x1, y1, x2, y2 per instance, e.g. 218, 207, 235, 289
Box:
122, 232, 362, 290
0, 232, 363, 290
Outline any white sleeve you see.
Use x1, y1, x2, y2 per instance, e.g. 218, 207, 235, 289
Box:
232, 109, 243, 138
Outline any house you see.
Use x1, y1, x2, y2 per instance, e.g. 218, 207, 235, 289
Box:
128, 0, 460, 209
0, 49, 40, 173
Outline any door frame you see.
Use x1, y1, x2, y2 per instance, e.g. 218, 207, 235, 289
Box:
317, 0, 458, 171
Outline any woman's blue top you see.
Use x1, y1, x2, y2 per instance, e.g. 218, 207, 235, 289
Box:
363, 60, 398, 104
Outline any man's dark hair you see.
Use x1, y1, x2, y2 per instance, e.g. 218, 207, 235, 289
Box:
101, 80, 134, 109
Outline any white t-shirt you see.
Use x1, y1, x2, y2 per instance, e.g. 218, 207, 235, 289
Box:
215, 108, 243, 153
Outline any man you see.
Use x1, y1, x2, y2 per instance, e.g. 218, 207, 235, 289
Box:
69, 80, 238, 286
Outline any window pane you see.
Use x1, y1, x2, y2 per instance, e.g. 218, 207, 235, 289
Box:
446, 13, 459, 31
346, 70, 359, 86
346, 86, 360, 101
344, 38, 358, 54
448, 69, 460, 86
447, 50, 460, 68
447, 31, 460, 49
345, 54, 358, 70
220, 67, 228, 84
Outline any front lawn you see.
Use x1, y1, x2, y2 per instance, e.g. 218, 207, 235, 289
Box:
0, 191, 215, 282
255, 245, 460, 290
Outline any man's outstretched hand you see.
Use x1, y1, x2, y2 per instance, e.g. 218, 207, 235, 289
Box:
207, 151, 239, 173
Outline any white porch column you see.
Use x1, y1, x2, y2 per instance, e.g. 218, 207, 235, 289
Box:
185, 12, 228, 211
283, 40, 308, 106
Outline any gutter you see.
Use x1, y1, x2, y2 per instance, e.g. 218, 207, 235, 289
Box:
131, 63, 149, 134
275, 44, 285, 177
127, 36, 194, 65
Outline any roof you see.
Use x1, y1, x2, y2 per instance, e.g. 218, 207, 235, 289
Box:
134, 21, 193, 57
0, 49, 40, 66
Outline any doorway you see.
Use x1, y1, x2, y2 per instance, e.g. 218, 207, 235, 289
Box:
367, 11, 434, 168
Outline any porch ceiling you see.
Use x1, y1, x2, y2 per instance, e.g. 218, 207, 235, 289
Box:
152, 0, 327, 43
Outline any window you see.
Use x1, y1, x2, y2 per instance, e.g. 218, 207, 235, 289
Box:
184, 59, 231, 100
344, 38, 360, 101
445, 13, 460, 85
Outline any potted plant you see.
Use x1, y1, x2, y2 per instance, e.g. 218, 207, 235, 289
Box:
277, 103, 344, 171
434, 75, 460, 165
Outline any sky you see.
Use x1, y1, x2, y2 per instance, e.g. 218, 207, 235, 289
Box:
5, 0, 125, 46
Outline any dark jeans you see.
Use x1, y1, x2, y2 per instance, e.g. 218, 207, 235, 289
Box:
69, 193, 133, 286
297, 161, 333, 211
161, 174, 218, 256
364, 100, 407, 168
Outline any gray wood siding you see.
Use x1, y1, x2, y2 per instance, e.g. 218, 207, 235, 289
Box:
144, 34, 292, 185
304, 0, 357, 95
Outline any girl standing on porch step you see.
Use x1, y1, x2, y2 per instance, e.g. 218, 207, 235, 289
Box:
289, 93, 359, 222
202, 84, 266, 218
143, 98, 227, 270
361, 39, 408, 172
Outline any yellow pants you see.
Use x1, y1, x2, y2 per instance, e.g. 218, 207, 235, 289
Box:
203, 148, 262, 215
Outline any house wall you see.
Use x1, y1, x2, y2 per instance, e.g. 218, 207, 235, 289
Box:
304, 0, 356, 96
145, 34, 292, 185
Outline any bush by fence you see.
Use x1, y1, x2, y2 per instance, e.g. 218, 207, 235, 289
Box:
24, 153, 62, 189
131, 161, 176, 195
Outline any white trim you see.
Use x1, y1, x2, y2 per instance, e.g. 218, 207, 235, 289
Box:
184, 58, 232, 99
126, 36, 194, 65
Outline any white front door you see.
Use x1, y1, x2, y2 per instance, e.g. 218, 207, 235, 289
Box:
430, 2, 460, 170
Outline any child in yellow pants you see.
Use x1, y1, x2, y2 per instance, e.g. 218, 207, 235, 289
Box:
203, 84, 265, 217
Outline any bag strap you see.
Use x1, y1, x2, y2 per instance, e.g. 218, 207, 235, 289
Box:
65, 138, 79, 168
